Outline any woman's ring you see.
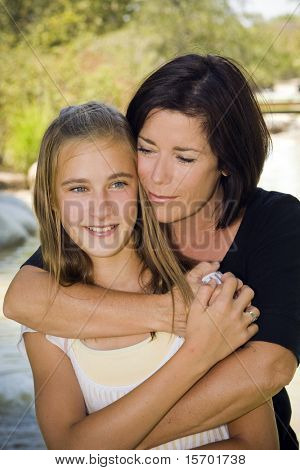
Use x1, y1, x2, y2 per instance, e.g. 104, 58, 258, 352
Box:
244, 308, 259, 323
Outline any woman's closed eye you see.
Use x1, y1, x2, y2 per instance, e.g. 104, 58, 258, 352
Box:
138, 146, 195, 164
177, 156, 196, 164
137, 146, 155, 155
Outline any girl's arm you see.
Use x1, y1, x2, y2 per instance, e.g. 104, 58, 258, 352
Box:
23, 276, 257, 450
192, 400, 279, 450
23, 331, 209, 449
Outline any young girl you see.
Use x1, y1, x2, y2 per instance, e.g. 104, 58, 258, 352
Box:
18, 102, 277, 449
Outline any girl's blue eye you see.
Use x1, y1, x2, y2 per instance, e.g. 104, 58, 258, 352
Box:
70, 186, 87, 192
111, 181, 128, 189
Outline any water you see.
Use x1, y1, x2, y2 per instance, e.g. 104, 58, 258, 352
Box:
0, 126, 300, 449
259, 125, 300, 199
0, 235, 45, 449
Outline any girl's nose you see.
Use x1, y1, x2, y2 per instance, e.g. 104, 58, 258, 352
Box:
89, 194, 116, 221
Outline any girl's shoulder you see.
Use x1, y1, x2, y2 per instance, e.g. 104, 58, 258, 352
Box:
18, 324, 68, 360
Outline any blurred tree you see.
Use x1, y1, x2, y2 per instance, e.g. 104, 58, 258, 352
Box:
265, 14, 300, 79
0, 0, 142, 47
0, 0, 299, 171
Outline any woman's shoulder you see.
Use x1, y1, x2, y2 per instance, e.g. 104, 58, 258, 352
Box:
248, 186, 299, 212
235, 187, 300, 254
245, 187, 300, 230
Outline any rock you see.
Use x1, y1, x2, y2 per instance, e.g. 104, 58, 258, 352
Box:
0, 194, 37, 251
0, 172, 27, 190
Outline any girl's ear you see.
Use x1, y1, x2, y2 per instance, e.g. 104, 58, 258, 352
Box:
50, 197, 58, 213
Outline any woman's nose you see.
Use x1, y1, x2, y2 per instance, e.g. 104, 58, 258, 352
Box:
151, 156, 172, 185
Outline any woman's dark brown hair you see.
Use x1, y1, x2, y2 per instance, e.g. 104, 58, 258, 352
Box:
126, 54, 271, 229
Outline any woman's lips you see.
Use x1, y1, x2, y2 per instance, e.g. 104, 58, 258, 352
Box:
148, 191, 178, 202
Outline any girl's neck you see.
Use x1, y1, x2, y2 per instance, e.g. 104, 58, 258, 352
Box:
90, 241, 145, 293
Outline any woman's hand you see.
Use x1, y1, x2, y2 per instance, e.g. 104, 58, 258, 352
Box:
181, 273, 260, 371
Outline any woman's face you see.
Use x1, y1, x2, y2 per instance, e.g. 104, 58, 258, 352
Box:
55, 137, 138, 259
137, 109, 222, 224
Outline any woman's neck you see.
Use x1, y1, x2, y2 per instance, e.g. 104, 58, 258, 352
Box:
171, 183, 224, 248
169, 183, 245, 263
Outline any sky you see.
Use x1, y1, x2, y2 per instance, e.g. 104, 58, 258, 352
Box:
230, 0, 300, 19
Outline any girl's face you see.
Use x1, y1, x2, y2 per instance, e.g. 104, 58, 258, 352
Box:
137, 109, 222, 224
56, 137, 138, 259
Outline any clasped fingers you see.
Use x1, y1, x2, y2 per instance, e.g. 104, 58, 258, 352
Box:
232, 285, 255, 313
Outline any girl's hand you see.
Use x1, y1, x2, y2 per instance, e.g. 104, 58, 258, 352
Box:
185, 261, 222, 296
170, 261, 222, 336
182, 273, 260, 370
171, 262, 242, 337
208, 272, 244, 305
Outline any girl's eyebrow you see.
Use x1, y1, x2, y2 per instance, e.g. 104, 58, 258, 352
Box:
62, 173, 134, 186
108, 172, 134, 180
138, 135, 201, 153
61, 178, 90, 186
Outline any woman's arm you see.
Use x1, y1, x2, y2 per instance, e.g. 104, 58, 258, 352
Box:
4, 260, 223, 338
4, 266, 171, 338
193, 400, 279, 450
136, 341, 297, 449
3, 261, 223, 338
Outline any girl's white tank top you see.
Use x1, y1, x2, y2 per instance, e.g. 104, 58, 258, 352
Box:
18, 326, 229, 450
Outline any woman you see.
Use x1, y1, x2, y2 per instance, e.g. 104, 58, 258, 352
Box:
17, 101, 273, 450
4, 54, 300, 449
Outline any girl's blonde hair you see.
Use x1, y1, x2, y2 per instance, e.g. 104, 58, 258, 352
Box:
34, 101, 194, 335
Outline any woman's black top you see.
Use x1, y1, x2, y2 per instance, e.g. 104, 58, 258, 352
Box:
20, 187, 300, 449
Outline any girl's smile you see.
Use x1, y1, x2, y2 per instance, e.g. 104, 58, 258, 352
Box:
85, 224, 119, 237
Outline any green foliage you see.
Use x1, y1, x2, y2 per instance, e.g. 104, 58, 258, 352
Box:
5, 102, 53, 172
0, 0, 299, 172
0, 0, 141, 47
